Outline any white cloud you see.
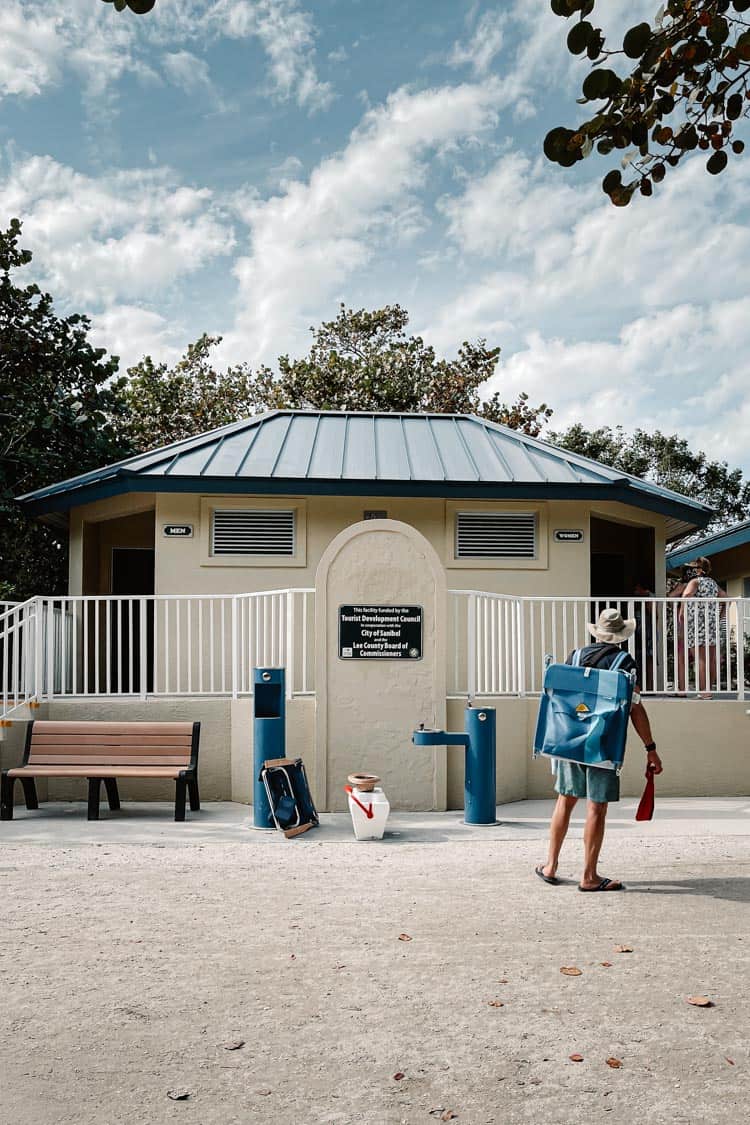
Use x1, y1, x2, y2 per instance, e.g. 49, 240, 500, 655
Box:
0, 154, 234, 305
439, 151, 591, 259
219, 79, 505, 365
0, 2, 61, 99
449, 8, 507, 75
206, 0, 332, 111
0, 0, 332, 125
162, 50, 214, 96
424, 147, 750, 468
89, 305, 186, 371
500, 300, 750, 467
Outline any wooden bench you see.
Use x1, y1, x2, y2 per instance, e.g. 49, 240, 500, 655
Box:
0, 720, 201, 822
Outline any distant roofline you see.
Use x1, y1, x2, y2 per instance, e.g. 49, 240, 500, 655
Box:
666, 518, 750, 568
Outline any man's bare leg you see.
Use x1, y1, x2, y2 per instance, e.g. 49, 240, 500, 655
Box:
581, 800, 621, 889
542, 794, 578, 878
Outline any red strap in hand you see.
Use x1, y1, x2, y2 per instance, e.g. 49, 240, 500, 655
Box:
635, 766, 656, 822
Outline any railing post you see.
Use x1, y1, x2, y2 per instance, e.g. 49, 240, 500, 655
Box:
34, 598, 44, 702
516, 598, 526, 697
231, 595, 239, 700
139, 597, 148, 701
285, 591, 295, 700
737, 599, 746, 702
467, 593, 477, 700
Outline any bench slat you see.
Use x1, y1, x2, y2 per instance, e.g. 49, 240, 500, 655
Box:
28, 755, 190, 766
32, 721, 194, 735
8, 766, 187, 778
30, 738, 192, 750
28, 747, 193, 756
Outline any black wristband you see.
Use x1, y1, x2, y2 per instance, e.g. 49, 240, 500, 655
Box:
644, 741, 656, 752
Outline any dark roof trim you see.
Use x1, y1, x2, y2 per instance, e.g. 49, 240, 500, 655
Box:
666, 519, 750, 568
19, 471, 711, 531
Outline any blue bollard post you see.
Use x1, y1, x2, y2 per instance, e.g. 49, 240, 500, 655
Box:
253, 667, 286, 830
464, 706, 496, 825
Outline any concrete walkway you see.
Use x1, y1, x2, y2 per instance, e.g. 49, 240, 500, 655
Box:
1, 800, 748, 1125
3, 796, 750, 844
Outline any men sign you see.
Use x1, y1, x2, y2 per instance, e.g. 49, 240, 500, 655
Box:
339, 605, 422, 659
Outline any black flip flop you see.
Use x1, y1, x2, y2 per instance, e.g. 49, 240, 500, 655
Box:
578, 878, 624, 892
535, 864, 560, 886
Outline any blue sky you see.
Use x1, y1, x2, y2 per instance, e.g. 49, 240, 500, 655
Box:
1, 0, 749, 471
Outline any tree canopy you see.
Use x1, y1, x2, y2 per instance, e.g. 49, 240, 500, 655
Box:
544, 0, 750, 204
0, 221, 128, 599
238, 304, 552, 435
119, 304, 552, 454
551, 422, 750, 538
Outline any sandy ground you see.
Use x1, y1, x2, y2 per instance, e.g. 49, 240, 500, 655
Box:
1, 800, 748, 1125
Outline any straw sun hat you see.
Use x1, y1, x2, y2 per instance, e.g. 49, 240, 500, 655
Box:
587, 608, 636, 644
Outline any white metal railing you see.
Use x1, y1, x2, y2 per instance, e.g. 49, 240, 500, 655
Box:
449, 592, 748, 700
1, 598, 39, 718
0, 590, 315, 718
4, 588, 746, 718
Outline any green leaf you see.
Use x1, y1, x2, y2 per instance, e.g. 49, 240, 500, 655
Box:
544, 126, 574, 162
622, 22, 651, 59
114, 0, 127, 10
602, 169, 622, 193
567, 21, 593, 55
726, 93, 743, 120
581, 68, 621, 100
707, 150, 728, 175
550, 0, 579, 15
707, 17, 729, 46
610, 184, 635, 207
127, 0, 157, 11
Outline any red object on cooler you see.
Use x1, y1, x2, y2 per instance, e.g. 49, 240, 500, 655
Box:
344, 785, 374, 818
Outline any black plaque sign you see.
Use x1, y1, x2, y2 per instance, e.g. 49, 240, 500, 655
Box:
554, 529, 584, 543
163, 524, 194, 538
339, 605, 422, 660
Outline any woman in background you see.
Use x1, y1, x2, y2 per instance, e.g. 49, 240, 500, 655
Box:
681, 557, 727, 698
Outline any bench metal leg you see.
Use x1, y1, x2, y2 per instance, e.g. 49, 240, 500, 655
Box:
20, 778, 39, 811
174, 777, 187, 822
1, 773, 14, 821
87, 778, 101, 821
104, 778, 120, 811
188, 777, 200, 812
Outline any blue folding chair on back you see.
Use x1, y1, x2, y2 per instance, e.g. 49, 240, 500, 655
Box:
533, 650, 635, 773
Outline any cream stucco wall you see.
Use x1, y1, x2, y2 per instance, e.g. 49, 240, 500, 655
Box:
3, 695, 747, 814
66, 491, 667, 599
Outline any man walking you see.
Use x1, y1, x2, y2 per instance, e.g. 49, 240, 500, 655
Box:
536, 608, 663, 892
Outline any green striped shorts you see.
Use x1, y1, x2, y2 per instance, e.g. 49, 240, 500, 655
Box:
554, 759, 620, 804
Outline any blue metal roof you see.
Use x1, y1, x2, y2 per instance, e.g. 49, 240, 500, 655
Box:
666, 518, 750, 569
18, 410, 713, 538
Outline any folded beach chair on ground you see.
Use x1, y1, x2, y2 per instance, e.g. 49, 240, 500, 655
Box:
260, 757, 319, 837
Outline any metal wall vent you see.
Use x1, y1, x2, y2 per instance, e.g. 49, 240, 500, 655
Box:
455, 511, 537, 559
211, 509, 295, 556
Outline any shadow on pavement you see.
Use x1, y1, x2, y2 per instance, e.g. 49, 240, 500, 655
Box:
625, 877, 750, 903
